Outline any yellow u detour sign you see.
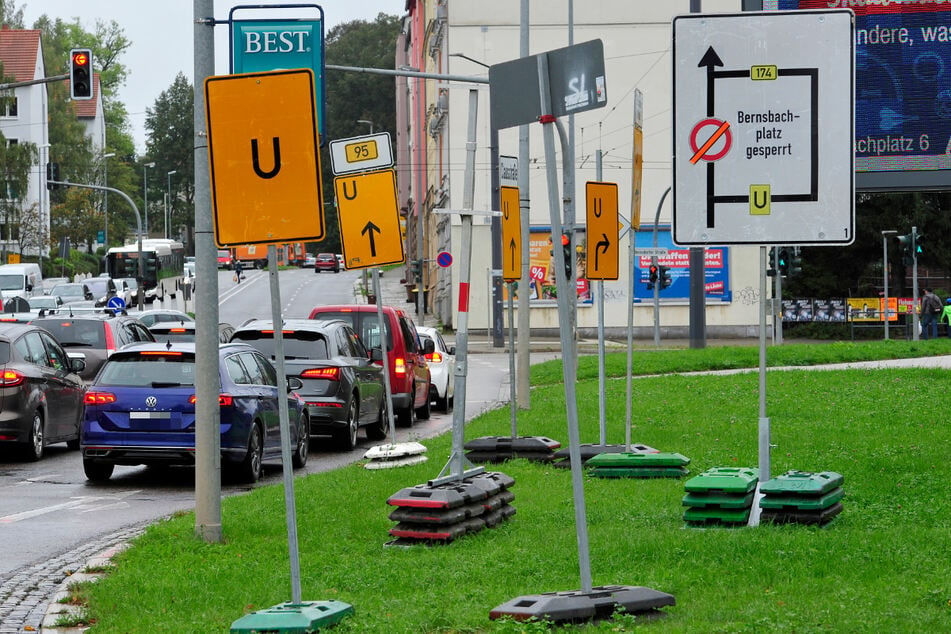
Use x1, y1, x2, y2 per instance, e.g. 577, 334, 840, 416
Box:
334, 169, 404, 270
204, 69, 325, 246
585, 181, 619, 280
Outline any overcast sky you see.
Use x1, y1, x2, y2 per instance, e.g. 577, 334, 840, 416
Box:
21, 0, 406, 154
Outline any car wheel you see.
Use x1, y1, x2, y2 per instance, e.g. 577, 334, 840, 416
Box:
366, 396, 389, 441
238, 423, 264, 483
396, 399, 414, 428
435, 389, 451, 414
292, 417, 309, 469
335, 398, 359, 451
415, 384, 431, 420
83, 459, 114, 482
23, 411, 44, 461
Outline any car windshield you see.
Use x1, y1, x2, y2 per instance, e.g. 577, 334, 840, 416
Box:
312, 312, 392, 351
86, 280, 109, 294
33, 319, 104, 347
29, 297, 58, 309
52, 285, 83, 297
98, 353, 196, 387
232, 330, 330, 360
150, 328, 196, 343
0, 274, 23, 291
119, 278, 138, 290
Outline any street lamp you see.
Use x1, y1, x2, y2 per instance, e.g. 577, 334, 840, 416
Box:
102, 152, 115, 250
882, 229, 898, 340
357, 119, 374, 134
166, 170, 177, 239
143, 162, 155, 236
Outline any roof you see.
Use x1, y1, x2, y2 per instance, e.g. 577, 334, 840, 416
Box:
0, 28, 42, 82
71, 72, 101, 118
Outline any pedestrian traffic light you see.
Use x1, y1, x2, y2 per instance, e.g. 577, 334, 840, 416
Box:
69, 48, 93, 100
659, 265, 672, 290
789, 247, 803, 276
897, 233, 913, 265
46, 162, 61, 190
777, 247, 790, 276
409, 258, 422, 279
647, 264, 658, 290
914, 232, 923, 255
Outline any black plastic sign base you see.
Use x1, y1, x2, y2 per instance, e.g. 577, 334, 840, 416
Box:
490, 585, 675, 624
464, 436, 561, 464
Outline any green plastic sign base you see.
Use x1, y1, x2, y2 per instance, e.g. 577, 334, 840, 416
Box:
760, 487, 845, 511
230, 600, 354, 633
586, 451, 690, 468
684, 467, 758, 494
590, 466, 689, 479
759, 470, 844, 496
683, 491, 755, 509
684, 506, 751, 525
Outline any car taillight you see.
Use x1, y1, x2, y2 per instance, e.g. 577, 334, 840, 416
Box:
103, 321, 116, 356
394, 357, 406, 375
84, 392, 116, 404
0, 369, 25, 386
301, 367, 340, 381
425, 351, 442, 363
190, 394, 234, 406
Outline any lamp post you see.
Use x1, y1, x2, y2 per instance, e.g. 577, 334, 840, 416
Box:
357, 119, 374, 134
166, 170, 177, 239
882, 229, 897, 340
143, 162, 155, 236
102, 152, 115, 250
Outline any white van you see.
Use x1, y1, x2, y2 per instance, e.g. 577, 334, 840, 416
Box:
0, 263, 42, 302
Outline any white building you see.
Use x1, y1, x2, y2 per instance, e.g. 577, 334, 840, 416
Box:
398, 1, 770, 339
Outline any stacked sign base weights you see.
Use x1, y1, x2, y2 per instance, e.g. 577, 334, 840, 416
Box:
759, 470, 845, 525
230, 600, 354, 633
588, 451, 690, 479
683, 467, 758, 526
552, 443, 659, 468
489, 585, 675, 625
363, 441, 428, 470
464, 435, 561, 463
385, 471, 515, 545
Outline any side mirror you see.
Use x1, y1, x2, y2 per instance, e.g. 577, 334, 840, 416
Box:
286, 376, 304, 391
448, 345, 456, 355
67, 352, 86, 373
422, 338, 435, 355
370, 347, 384, 363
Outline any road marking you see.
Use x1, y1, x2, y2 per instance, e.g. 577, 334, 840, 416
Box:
0, 497, 102, 523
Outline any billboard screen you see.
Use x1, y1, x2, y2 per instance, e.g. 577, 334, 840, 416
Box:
767, 1, 951, 190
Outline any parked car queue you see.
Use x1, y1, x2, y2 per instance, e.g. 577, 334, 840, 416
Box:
0, 302, 441, 484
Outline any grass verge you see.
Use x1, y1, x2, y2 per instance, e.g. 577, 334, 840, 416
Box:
84, 343, 951, 632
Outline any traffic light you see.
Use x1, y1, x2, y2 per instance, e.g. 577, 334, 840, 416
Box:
409, 258, 422, 279
561, 233, 572, 280
789, 247, 803, 276
659, 266, 672, 290
897, 233, 913, 266
46, 162, 61, 190
647, 264, 658, 290
777, 247, 790, 276
69, 48, 93, 100
914, 231, 923, 256
767, 247, 777, 277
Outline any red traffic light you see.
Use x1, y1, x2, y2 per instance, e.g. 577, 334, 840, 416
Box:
71, 51, 89, 67
69, 47, 93, 100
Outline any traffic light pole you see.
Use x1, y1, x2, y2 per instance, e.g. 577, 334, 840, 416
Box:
47, 180, 145, 309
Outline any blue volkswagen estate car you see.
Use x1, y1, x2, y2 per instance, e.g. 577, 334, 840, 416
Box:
80, 341, 309, 483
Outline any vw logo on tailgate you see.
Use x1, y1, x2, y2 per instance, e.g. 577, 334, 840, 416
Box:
145, 396, 158, 407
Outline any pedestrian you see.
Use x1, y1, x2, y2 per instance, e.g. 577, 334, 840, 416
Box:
234, 260, 243, 284
919, 288, 941, 339
940, 298, 951, 337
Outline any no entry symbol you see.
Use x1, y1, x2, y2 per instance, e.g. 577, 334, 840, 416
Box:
689, 118, 732, 164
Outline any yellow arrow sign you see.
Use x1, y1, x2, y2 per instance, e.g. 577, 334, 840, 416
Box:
334, 169, 405, 270
204, 69, 325, 246
585, 181, 619, 280
500, 185, 521, 281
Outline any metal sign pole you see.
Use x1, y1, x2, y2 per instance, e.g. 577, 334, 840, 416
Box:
267, 245, 302, 603
373, 269, 398, 441
508, 284, 517, 438
538, 52, 592, 594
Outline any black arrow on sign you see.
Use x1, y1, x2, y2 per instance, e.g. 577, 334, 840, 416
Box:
508, 237, 518, 274
698, 46, 723, 117
595, 232, 610, 272
361, 221, 381, 257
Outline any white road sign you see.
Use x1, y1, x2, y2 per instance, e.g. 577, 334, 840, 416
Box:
672, 10, 854, 246
329, 132, 394, 175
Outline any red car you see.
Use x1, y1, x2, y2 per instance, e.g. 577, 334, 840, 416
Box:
217, 249, 233, 269
308, 304, 432, 426
314, 253, 340, 273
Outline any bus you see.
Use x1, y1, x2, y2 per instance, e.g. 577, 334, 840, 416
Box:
105, 239, 185, 303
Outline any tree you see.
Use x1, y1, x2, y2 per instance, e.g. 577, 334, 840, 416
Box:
144, 72, 194, 244
0, 137, 38, 257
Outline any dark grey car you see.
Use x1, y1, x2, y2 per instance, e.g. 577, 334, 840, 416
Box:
0, 322, 87, 460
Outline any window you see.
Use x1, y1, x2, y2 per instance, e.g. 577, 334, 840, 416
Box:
0, 95, 17, 117
226, 354, 251, 385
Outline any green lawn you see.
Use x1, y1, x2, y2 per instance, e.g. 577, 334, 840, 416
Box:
83, 341, 951, 632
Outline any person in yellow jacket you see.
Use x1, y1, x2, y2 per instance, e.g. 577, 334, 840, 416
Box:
940, 298, 951, 337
